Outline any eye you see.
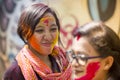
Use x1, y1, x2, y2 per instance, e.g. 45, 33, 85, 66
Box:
67, 50, 75, 58
77, 54, 88, 61
35, 29, 44, 33
72, 54, 76, 59
51, 28, 57, 31
50, 24, 58, 31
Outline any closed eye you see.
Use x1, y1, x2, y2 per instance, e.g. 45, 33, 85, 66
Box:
35, 29, 44, 33
50, 24, 58, 32
50, 28, 57, 32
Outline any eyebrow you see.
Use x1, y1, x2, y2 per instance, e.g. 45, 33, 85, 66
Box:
72, 50, 89, 56
35, 25, 44, 30
51, 23, 56, 26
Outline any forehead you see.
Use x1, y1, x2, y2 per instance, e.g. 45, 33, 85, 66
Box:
36, 12, 56, 28
72, 37, 97, 55
40, 12, 55, 21
72, 37, 89, 50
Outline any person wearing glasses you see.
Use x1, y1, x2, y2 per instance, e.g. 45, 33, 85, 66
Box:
3, 3, 72, 80
67, 21, 120, 80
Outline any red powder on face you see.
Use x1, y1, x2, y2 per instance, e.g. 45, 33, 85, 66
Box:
77, 34, 81, 40
44, 19, 49, 26
75, 62, 100, 80
40, 17, 54, 27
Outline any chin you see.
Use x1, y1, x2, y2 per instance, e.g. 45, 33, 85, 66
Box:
43, 51, 52, 55
43, 52, 51, 55
73, 75, 80, 79
72, 73, 83, 79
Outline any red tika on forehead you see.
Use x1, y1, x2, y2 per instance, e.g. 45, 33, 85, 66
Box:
75, 62, 100, 80
44, 19, 49, 26
40, 17, 54, 26
77, 34, 81, 40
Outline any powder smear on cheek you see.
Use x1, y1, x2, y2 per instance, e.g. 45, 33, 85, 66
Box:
77, 34, 81, 40
50, 31, 59, 49
29, 35, 42, 52
75, 62, 100, 80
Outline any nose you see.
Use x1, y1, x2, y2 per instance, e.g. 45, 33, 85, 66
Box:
72, 58, 85, 67
72, 59, 80, 67
44, 31, 53, 41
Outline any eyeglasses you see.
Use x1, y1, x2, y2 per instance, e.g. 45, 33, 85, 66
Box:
66, 50, 103, 65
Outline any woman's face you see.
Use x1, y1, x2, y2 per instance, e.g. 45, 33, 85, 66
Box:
71, 37, 107, 80
28, 12, 59, 55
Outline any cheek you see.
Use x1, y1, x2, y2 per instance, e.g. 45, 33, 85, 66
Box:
75, 62, 100, 80
86, 62, 100, 73
28, 35, 41, 50
52, 31, 59, 45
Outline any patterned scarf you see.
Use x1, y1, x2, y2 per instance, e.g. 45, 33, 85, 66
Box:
16, 45, 72, 80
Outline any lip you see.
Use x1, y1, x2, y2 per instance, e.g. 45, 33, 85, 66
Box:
74, 71, 84, 77
75, 70, 84, 74
74, 68, 84, 74
42, 43, 52, 47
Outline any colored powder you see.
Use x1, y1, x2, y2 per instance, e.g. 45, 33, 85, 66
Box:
75, 62, 100, 80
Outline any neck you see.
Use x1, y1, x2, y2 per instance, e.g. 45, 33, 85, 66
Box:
27, 44, 52, 69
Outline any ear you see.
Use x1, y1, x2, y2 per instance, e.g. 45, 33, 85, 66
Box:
103, 56, 114, 70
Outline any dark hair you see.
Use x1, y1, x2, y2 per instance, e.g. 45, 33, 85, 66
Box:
74, 21, 120, 80
17, 3, 61, 45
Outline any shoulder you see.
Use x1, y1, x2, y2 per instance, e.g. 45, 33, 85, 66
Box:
3, 60, 25, 80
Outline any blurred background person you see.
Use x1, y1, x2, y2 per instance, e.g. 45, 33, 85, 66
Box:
67, 21, 120, 80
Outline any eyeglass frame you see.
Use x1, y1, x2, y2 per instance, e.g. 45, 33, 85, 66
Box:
66, 50, 104, 65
